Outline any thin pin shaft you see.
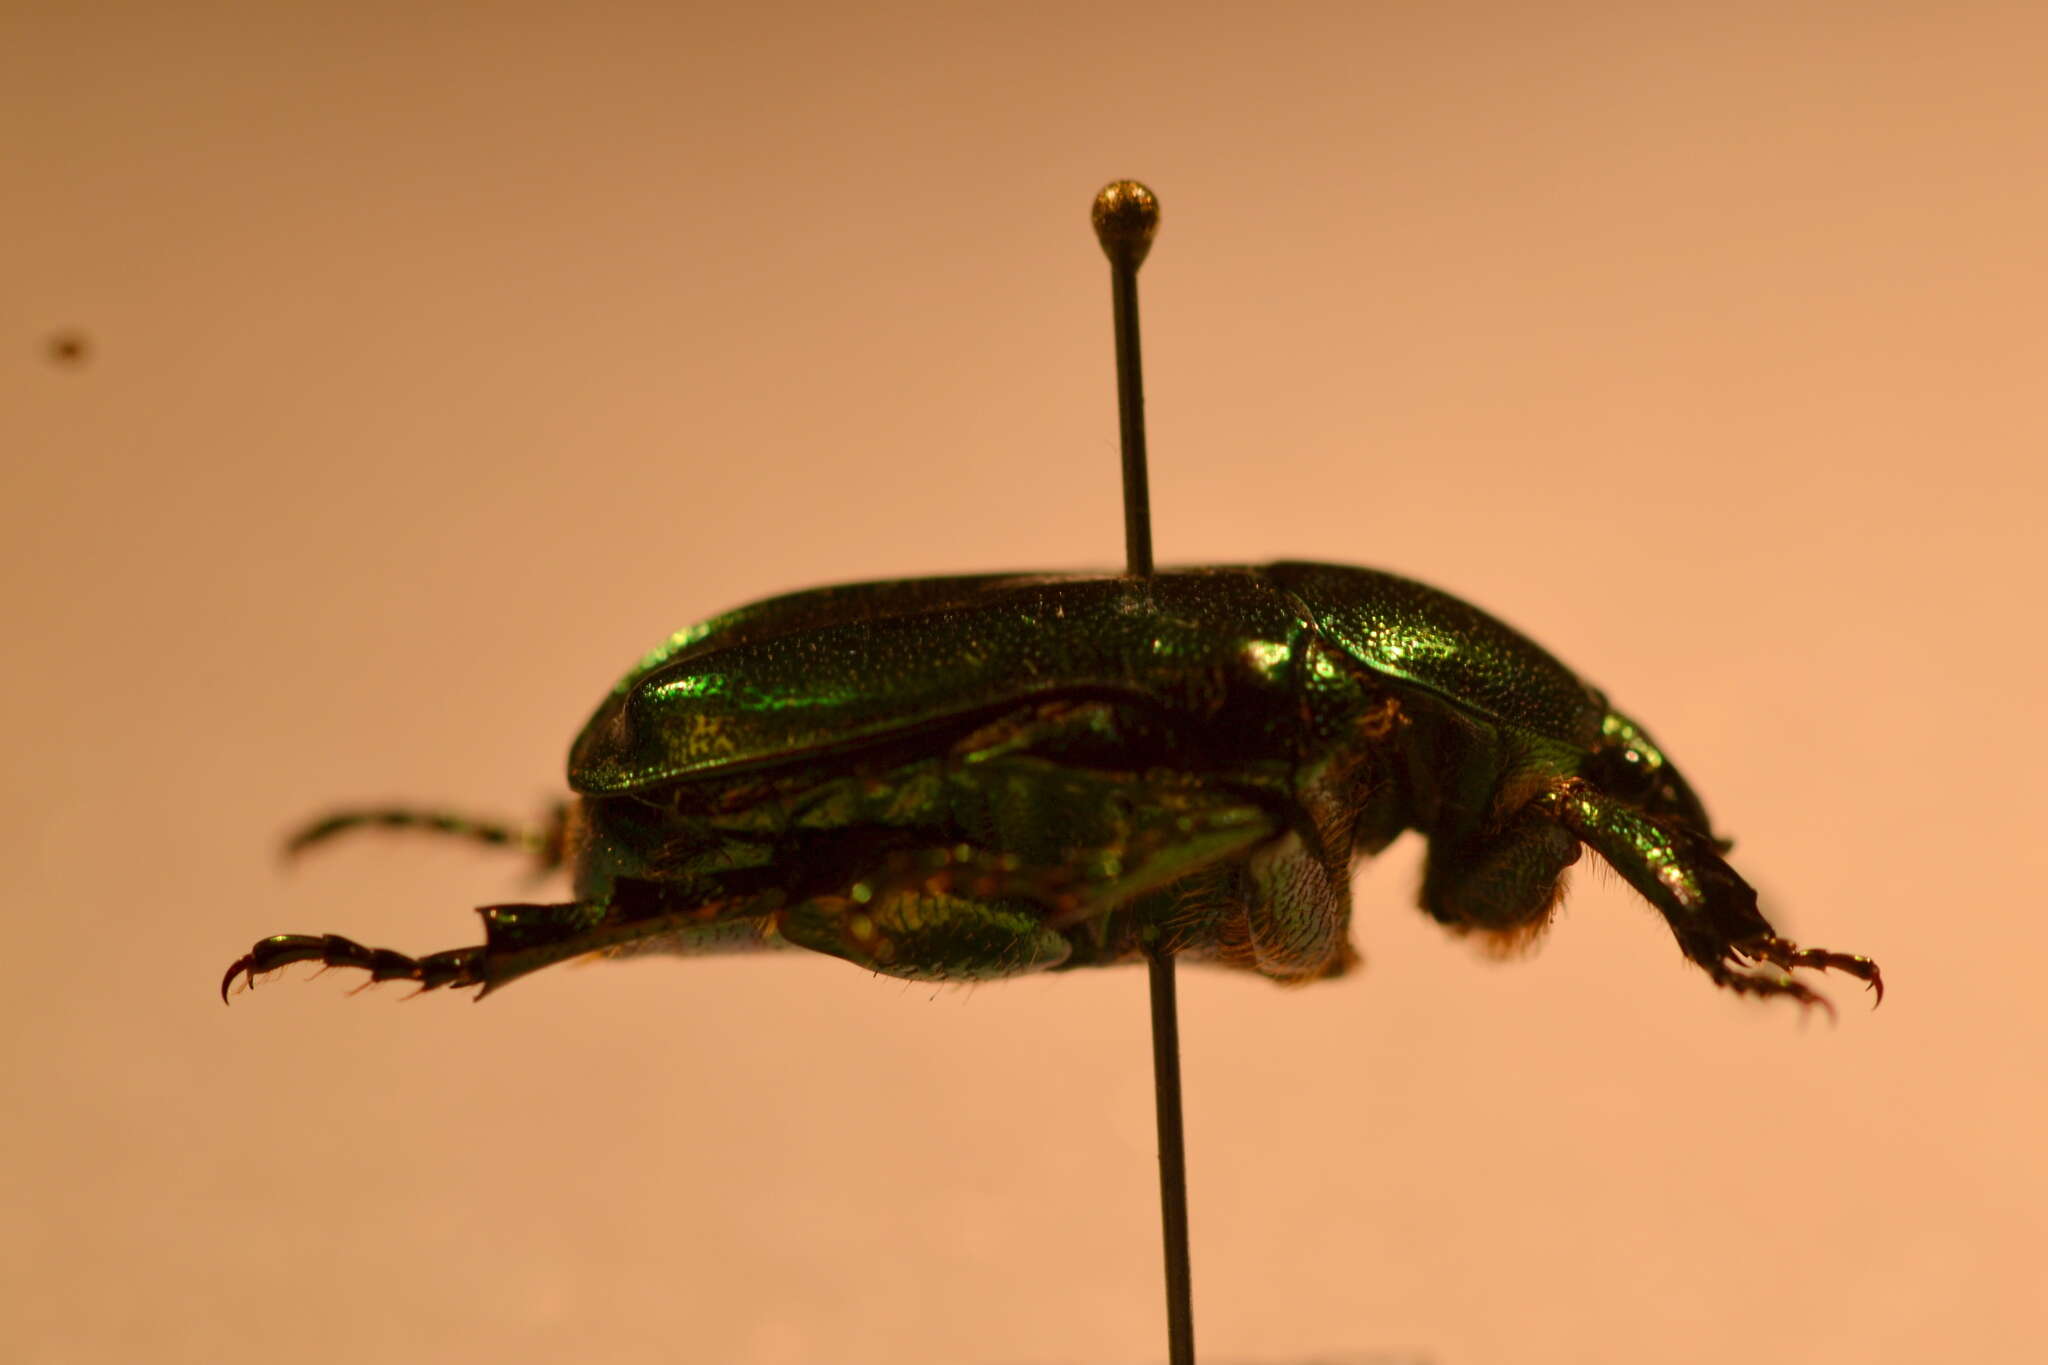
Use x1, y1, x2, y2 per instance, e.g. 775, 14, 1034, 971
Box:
1093, 180, 1160, 578
1147, 947, 1194, 1365
1110, 261, 1153, 574
1093, 179, 1192, 1365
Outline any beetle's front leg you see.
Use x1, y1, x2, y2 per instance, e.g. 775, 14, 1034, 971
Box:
1733, 935, 1885, 1005
1537, 779, 1882, 1008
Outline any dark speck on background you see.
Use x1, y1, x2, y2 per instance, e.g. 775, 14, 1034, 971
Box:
45, 330, 90, 367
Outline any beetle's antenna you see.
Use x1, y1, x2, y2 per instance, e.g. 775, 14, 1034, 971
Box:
1093, 178, 1193, 1365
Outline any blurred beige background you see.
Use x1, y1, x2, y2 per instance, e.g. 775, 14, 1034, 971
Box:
6, 3, 2045, 1362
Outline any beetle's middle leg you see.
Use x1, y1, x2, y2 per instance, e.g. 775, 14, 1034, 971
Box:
767, 786, 1276, 982
763, 750, 1282, 981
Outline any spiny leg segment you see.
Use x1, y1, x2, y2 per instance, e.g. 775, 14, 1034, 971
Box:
1539, 779, 1883, 1013
223, 891, 710, 1002
221, 933, 485, 1001
222, 898, 660, 1002
230, 806, 577, 1001
1729, 935, 1885, 1010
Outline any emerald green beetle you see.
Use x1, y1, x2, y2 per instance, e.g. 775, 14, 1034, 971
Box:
222, 562, 1880, 1008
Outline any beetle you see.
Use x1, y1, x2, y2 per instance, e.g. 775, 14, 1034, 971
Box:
222, 561, 1880, 1009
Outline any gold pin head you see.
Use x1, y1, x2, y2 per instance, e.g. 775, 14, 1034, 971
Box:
1091, 180, 1160, 269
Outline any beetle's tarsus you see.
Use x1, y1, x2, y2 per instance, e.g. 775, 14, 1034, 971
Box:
1698, 933, 1887, 1019
1733, 934, 1884, 1007
219, 932, 485, 1002
1707, 960, 1837, 1020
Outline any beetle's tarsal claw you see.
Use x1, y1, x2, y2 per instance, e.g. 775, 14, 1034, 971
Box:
1734, 935, 1885, 1007
220, 933, 333, 1001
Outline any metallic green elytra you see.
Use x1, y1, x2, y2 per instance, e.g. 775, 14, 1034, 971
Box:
222, 562, 1880, 1009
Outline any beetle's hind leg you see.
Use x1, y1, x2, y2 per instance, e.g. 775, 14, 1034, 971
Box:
222, 900, 622, 1001
285, 804, 569, 875
221, 933, 484, 1000
221, 882, 807, 1002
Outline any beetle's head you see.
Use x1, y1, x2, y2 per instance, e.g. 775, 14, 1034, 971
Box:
1581, 708, 1723, 848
